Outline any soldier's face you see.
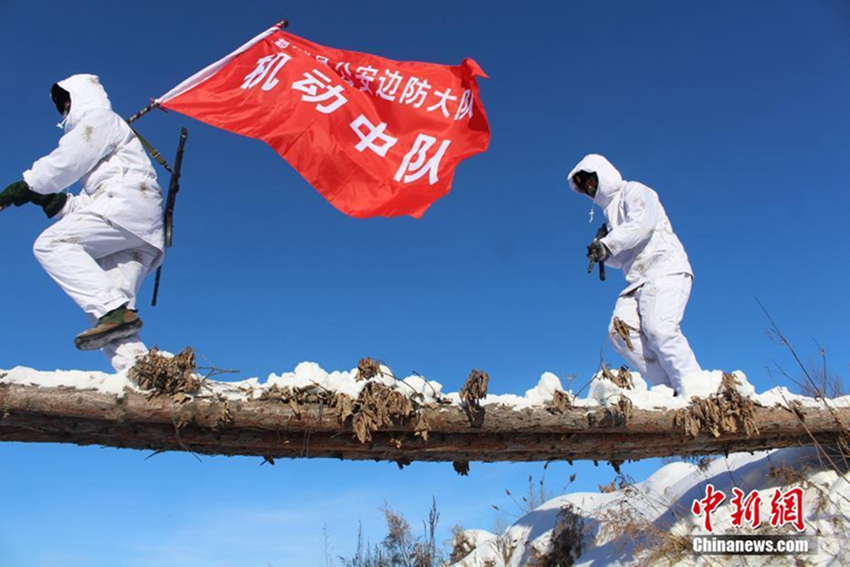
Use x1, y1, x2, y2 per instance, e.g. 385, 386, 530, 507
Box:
51, 84, 71, 117
573, 172, 598, 198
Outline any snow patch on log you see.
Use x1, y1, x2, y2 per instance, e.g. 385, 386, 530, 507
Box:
2, 354, 850, 412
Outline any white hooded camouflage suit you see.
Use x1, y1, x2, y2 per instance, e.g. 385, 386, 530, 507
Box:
24, 74, 165, 372
568, 154, 700, 393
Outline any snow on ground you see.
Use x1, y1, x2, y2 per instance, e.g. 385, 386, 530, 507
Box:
2, 359, 848, 413
451, 446, 850, 566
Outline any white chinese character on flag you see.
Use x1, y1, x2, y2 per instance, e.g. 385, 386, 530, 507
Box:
335, 62, 357, 87
292, 69, 349, 114
241, 53, 293, 91
398, 77, 432, 107
355, 66, 378, 94
454, 89, 474, 121
426, 88, 459, 118
350, 115, 399, 157
377, 70, 404, 101
394, 134, 451, 184
157, 27, 491, 218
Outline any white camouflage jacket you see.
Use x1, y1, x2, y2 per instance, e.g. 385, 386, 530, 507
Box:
568, 154, 692, 295
23, 74, 165, 256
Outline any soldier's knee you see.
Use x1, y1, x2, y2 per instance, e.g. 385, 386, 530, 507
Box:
32, 231, 52, 264
33, 228, 77, 266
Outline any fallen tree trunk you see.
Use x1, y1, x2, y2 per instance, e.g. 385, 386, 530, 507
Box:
1, 382, 848, 464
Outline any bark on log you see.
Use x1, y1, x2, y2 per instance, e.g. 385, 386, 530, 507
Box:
1, 382, 848, 464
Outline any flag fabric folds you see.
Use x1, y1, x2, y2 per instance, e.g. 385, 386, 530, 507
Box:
157, 25, 490, 218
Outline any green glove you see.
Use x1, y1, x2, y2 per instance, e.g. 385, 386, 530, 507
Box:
0, 180, 41, 208
39, 193, 68, 218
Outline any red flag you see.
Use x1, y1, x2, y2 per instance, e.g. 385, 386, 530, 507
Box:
157, 25, 490, 218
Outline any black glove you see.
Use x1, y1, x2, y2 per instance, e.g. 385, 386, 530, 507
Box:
0, 180, 41, 208
586, 240, 610, 264
39, 193, 69, 218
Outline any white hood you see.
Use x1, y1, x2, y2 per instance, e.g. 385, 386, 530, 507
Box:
567, 153, 625, 209
56, 74, 113, 130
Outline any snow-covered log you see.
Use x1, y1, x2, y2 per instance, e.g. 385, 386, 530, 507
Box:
1, 379, 848, 464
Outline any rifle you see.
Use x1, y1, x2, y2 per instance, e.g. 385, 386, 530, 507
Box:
151, 127, 188, 306
587, 222, 609, 281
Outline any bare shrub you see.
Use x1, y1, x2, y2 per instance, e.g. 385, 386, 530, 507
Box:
339, 499, 445, 567
493, 473, 560, 518
531, 504, 586, 567
594, 478, 693, 567
758, 299, 850, 514
448, 525, 475, 564
799, 354, 845, 399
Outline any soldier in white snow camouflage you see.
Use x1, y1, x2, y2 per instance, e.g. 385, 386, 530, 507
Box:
0, 74, 165, 372
568, 154, 701, 395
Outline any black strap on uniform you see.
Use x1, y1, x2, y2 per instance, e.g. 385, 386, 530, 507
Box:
151, 127, 188, 306
124, 103, 188, 306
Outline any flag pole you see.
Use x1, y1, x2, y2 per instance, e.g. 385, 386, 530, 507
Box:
127, 100, 160, 124
128, 18, 289, 125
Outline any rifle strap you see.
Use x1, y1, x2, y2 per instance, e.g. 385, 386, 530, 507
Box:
151, 127, 188, 307
131, 127, 174, 174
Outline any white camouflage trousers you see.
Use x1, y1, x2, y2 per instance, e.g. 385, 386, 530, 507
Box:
608, 273, 701, 393
33, 210, 158, 372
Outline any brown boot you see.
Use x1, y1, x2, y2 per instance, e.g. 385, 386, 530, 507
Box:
74, 305, 143, 351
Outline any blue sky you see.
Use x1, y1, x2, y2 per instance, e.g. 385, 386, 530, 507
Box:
1, 1, 849, 565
